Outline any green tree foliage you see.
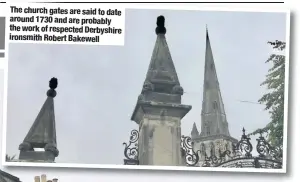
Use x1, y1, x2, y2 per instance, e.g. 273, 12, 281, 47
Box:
248, 40, 286, 149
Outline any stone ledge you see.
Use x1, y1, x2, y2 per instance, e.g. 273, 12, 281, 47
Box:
131, 100, 192, 124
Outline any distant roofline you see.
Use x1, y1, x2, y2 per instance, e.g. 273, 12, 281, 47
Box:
0, 169, 21, 182
192, 134, 238, 143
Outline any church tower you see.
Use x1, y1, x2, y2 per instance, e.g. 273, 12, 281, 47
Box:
131, 16, 192, 166
191, 29, 238, 164
18, 78, 59, 162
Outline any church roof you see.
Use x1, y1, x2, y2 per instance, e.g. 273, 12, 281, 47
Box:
20, 78, 58, 149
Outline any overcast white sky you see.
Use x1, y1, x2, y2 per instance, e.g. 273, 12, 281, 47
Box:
4, 9, 287, 165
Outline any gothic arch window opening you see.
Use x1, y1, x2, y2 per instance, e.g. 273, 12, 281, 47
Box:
210, 63, 214, 70
210, 142, 215, 156
225, 143, 229, 151
213, 101, 218, 110
200, 143, 205, 154
207, 126, 210, 135
204, 122, 210, 136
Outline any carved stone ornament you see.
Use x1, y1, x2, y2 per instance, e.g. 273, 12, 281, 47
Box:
142, 81, 154, 93
19, 142, 33, 151
138, 94, 145, 101
45, 143, 59, 157
171, 85, 184, 95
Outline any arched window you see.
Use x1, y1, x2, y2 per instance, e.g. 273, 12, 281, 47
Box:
207, 126, 210, 135
204, 122, 210, 136
225, 143, 229, 151
200, 143, 205, 154
213, 101, 218, 110
210, 63, 214, 70
210, 142, 215, 156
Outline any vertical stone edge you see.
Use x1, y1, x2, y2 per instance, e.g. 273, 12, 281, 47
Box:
0, 17, 6, 50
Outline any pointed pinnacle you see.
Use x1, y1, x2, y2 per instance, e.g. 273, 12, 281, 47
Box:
192, 122, 197, 130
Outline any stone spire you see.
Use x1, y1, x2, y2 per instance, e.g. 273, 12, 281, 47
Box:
140, 15, 182, 97
131, 16, 191, 166
132, 15, 191, 123
18, 78, 59, 162
200, 29, 230, 137
191, 122, 199, 138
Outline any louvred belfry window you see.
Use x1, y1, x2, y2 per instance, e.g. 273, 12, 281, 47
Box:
213, 101, 218, 110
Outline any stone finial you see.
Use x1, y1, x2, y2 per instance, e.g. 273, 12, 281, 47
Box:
49, 77, 58, 89
47, 77, 58, 97
34, 176, 41, 182
41, 175, 47, 182
155, 15, 166, 35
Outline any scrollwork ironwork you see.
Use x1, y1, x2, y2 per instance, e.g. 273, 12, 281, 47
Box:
182, 127, 283, 169
181, 135, 200, 166
181, 135, 232, 167
218, 148, 232, 162
256, 130, 283, 161
256, 130, 271, 158
122, 126, 282, 168
202, 148, 232, 167
236, 128, 253, 158
123, 129, 139, 165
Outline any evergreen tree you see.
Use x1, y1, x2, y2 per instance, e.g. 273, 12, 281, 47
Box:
248, 40, 286, 150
